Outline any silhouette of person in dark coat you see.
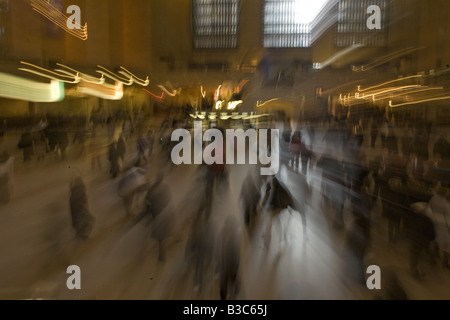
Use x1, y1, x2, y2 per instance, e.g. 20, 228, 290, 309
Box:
17, 132, 34, 162
406, 202, 436, 280
220, 215, 242, 300
69, 175, 95, 240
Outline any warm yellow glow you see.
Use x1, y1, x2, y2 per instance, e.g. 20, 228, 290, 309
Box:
314, 44, 363, 69
0, 72, 64, 102
200, 86, 206, 98
389, 96, 450, 108
340, 84, 445, 106
358, 75, 423, 92
118, 66, 149, 86
19, 61, 79, 83
352, 47, 425, 72
96, 66, 133, 85
158, 85, 179, 97
30, 0, 88, 40
256, 98, 279, 107
55, 63, 105, 84
227, 100, 243, 110
215, 100, 223, 110
77, 81, 123, 100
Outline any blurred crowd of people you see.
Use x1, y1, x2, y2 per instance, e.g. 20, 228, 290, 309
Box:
0, 105, 450, 299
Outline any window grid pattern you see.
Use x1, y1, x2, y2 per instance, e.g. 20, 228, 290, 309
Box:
263, 0, 311, 48
192, 0, 240, 49
335, 0, 390, 47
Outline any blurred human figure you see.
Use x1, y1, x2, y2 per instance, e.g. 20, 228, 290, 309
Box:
343, 196, 371, 285
240, 167, 263, 237
427, 183, 450, 269
108, 141, 120, 178
262, 176, 306, 249
33, 131, 48, 162
370, 119, 379, 148
289, 131, 302, 171
137, 173, 170, 224
300, 139, 312, 175
0, 151, 14, 204
407, 202, 436, 280
17, 131, 34, 162
87, 136, 105, 171
116, 133, 126, 164
220, 214, 242, 300
317, 150, 346, 230
185, 215, 216, 293
135, 134, 147, 166
118, 167, 148, 216
69, 175, 95, 241
380, 119, 389, 150
280, 128, 291, 170
378, 175, 407, 244
150, 200, 174, 262
57, 129, 70, 160
147, 129, 154, 158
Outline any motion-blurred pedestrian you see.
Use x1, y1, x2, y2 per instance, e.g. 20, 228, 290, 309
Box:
69, 175, 95, 240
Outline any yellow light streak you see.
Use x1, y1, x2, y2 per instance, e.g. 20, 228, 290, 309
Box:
358, 75, 423, 92
158, 85, 179, 97
30, 0, 88, 40
19, 61, 79, 83
389, 96, 450, 108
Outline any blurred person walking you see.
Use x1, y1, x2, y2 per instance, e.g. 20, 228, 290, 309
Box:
17, 131, 34, 162
406, 202, 436, 280
69, 175, 95, 241
289, 131, 302, 171
135, 134, 147, 167
116, 133, 126, 165
427, 183, 450, 269
0, 151, 14, 204
220, 214, 242, 300
108, 141, 120, 178
118, 167, 148, 216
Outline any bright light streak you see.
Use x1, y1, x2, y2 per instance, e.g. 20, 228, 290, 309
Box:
358, 75, 423, 92
19, 61, 79, 83
214, 85, 221, 102
227, 100, 243, 110
215, 100, 223, 110
96, 66, 133, 85
389, 96, 450, 108
0, 72, 64, 102
142, 88, 164, 99
30, 0, 88, 40
77, 81, 123, 100
200, 86, 206, 98
118, 66, 149, 86
158, 85, 179, 97
352, 47, 425, 72
314, 44, 363, 69
256, 98, 279, 107
55, 63, 105, 84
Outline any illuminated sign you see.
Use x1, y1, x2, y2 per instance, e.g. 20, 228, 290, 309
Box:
0, 72, 64, 102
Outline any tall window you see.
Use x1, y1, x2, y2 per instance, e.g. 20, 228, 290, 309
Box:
335, 0, 390, 47
0, 0, 9, 54
263, 0, 328, 48
192, 0, 240, 49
